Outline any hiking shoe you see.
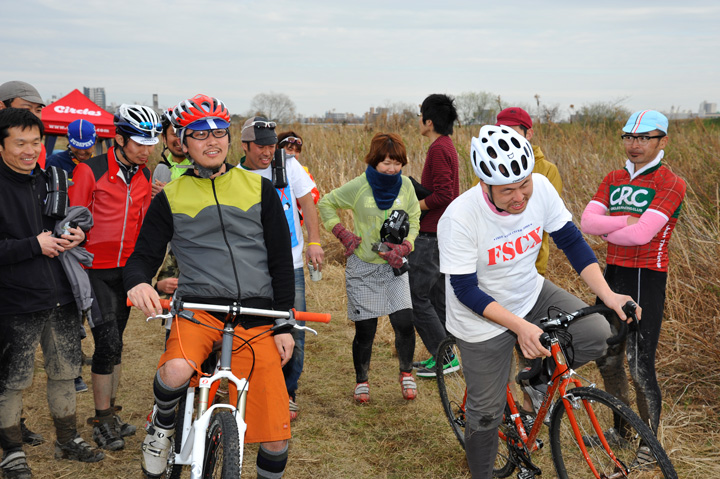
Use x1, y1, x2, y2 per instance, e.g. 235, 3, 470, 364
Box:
582, 427, 631, 449
399, 372, 417, 401
141, 423, 174, 478
74, 376, 88, 393
353, 382, 370, 404
416, 355, 461, 378
412, 357, 432, 369
519, 376, 550, 424
20, 418, 44, 446
88, 417, 124, 451
0, 450, 32, 479
289, 398, 299, 421
113, 413, 137, 437
54, 435, 105, 463
630, 445, 656, 471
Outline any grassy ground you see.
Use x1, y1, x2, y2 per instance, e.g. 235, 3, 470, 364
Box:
20, 119, 720, 477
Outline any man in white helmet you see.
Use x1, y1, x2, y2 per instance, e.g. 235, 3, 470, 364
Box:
438, 125, 639, 478
68, 104, 158, 452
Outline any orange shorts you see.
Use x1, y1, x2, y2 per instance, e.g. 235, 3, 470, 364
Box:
159, 310, 291, 443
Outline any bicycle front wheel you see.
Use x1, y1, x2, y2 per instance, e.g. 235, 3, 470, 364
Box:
202, 411, 240, 479
436, 335, 466, 449
549, 386, 676, 479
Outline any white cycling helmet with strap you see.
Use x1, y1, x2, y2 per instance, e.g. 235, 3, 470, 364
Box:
471, 125, 534, 185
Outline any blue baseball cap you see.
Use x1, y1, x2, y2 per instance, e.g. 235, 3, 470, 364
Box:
623, 110, 668, 135
67, 119, 97, 149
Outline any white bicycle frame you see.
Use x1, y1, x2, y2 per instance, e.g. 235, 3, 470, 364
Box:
147, 300, 322, 478
173, 368, 249, 478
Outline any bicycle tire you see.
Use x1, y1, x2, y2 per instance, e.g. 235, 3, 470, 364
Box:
202, 410, 240, 479
167, 394, 187, 479
549, 386, 676, 479
436, 335, 466, 449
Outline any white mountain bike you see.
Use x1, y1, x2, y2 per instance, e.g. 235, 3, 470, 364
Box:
130, 298, 331, 478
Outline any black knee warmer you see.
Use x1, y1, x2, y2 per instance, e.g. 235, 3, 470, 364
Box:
153, 372, 189, 429
256, 443, 288, 479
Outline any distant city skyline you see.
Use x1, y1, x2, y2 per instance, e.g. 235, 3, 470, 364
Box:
6, 1, 718, 120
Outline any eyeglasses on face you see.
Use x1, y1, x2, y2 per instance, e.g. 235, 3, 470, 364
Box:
186, 129, 229, 140
621, 134, 665, 145
139, 121, 163, 133
242, 120, 277, 131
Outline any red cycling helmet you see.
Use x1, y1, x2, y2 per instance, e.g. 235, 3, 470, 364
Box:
169, 94, 230, 129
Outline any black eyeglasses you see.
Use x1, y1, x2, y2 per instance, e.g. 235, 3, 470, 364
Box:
621, 134, 665, 145
242, 120, 276, 131
186, 129, 229, 140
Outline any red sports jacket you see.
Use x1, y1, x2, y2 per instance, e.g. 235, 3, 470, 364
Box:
69, 147, 152, 269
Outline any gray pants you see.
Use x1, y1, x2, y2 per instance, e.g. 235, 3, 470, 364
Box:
457, 280, 611, 479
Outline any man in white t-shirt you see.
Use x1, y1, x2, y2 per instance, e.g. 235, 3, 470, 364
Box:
438, 125, 639, 478
239, 117, 324, 420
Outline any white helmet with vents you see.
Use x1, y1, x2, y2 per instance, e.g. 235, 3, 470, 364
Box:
471, 125, 534, 185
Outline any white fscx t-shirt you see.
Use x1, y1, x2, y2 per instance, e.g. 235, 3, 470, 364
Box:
438, 174, 572, 343
239, 157, 316, 269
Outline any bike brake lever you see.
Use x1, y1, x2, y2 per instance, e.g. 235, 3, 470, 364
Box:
146, 313, 173, 323
294, 325, 318, 336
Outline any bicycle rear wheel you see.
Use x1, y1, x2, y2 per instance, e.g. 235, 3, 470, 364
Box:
202, 410, 240, 479
436, 335, 466, 449
549, 386, 676, 478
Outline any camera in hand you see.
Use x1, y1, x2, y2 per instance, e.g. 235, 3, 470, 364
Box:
374, 209, 410, 276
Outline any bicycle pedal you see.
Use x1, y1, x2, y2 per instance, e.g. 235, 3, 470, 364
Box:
518, 469, 539, 479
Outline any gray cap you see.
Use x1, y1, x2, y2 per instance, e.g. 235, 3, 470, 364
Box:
240, 116, 277, 145
0, 81, 45, 106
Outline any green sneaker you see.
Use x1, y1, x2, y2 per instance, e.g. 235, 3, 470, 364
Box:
417, 355, 460, 378
412, 357, 433, 369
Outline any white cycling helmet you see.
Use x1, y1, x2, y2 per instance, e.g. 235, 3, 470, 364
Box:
471, 125, 534, 185
114, 104, 162, 145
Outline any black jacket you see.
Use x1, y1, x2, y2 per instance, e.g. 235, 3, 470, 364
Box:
0, 160, 75, 316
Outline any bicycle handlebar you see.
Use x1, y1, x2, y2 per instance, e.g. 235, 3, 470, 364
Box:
126, 298, 332, 324
516, 301, 637, 382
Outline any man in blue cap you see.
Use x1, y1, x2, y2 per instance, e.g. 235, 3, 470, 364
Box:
46, 119, 97, 177
581, 110, 686, 443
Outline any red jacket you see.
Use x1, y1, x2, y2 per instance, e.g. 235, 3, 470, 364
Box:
69, 147, 151, 269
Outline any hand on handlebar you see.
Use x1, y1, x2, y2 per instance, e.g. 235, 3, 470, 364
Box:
601, 293, 642, 323
127, 283, 164, 318
517, 321, 551, 360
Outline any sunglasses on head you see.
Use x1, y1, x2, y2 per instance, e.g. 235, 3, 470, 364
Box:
242, 120, 277, 131
282, 136, 303, 146
140, 121, 163, 133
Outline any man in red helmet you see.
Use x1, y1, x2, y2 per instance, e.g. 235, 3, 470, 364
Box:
125, 95, 295, 479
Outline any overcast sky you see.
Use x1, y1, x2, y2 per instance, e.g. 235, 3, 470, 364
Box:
3, 1, 719, 118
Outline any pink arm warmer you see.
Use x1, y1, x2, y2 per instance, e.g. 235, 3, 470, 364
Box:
580, 201, 630, 235
605, 210, 668, 246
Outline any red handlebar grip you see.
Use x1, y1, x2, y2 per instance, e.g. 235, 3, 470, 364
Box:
126, 298, 172, 310
294, 310, 331, 323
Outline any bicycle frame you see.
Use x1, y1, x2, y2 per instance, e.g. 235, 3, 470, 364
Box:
502, 336, 627, 478
172, 319, 251, 478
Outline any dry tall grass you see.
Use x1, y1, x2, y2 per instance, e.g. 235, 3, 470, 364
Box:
21, 119, 720, 478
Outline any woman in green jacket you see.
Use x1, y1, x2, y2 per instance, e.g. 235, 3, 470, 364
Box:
318, 132, 421, 403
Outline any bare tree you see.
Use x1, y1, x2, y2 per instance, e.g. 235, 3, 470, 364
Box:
575, 98, 631, 125
248, 92, 297, 123
455, 91, 496, 125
